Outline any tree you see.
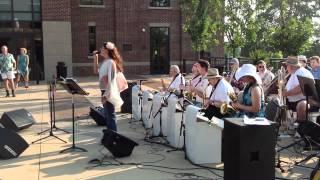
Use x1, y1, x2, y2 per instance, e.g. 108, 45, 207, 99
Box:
180, 0, 223, 56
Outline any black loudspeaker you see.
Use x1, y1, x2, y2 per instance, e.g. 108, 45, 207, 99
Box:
223, 119, 276, 180
0, 128, 29, 159
0, 109, 35, 132
101, 129, 138, 157
89, 106, 106, 126
297, 120, 320, 144
120, 82, 137, 113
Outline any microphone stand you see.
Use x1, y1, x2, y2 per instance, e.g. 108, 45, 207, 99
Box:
130, 79, 147, 124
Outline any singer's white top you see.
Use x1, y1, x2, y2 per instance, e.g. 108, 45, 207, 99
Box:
168, 73, 185, 91
209, 78, 234, 104
286, 67, 314, 102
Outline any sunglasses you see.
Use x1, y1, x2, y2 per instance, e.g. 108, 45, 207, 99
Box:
258, 66, 264, 68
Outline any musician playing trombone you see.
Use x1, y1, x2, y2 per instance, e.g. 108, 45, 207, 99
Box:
203, 68, 235, 119
231, 64, 265, 118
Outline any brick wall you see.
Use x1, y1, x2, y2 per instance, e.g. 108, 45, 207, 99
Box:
42, 0, 71, 21
46, 0, 223, 77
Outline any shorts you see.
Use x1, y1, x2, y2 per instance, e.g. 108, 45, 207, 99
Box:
1, 71, 15, 80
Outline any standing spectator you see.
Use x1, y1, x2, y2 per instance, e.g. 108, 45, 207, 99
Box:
226, 58, 244, 93
0, 45, 16, 97
16, 48, 29, 88
309, 56, 320, 79
93, 42, 123, 131
298, 55, 312, 72
256, 60, 275, 92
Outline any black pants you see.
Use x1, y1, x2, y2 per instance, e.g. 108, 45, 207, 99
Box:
203, 105, 225, 119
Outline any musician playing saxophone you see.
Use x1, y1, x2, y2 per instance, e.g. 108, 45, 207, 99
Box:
203, 68, 235, 119
231, 64, 265, 118
161, 65, 185, 92
187, 59, 210, 107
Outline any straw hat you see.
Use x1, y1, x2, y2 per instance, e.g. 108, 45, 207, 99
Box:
284, 56, 301, 67
235, 64, 262, 84
205, 68, 222, 79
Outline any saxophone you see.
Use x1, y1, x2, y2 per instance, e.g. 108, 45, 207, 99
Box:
220, 92, 238, 115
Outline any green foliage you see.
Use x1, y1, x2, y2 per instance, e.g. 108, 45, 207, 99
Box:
180, 0, 223, 52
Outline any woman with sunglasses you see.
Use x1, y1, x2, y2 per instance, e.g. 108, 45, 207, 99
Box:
256, 60, 275, 92
93, 42, 124, 131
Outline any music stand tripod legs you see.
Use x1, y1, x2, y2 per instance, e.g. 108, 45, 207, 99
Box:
60, 94, 87, 153
32, 83, 67, 144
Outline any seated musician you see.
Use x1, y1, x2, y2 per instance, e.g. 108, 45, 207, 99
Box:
231, 64, 265, 118
310, 56, 320, 79
226, 58, 244, 93
188, 59, 210, 107
203, 68, 235, 119
190, 63, 201, 87
282, 56, 316, 122
256, 60, 275, 92
162, 65, 185, 92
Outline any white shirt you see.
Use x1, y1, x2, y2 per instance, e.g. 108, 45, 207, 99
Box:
168, 73, 185, 91
257, 70, 275, 91
190, 74, 201, 87
209, 78, 235, 104
195, 75, 209, 102
286, 67, 314, 102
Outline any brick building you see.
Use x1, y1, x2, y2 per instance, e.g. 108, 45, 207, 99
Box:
0, 0, 224, 80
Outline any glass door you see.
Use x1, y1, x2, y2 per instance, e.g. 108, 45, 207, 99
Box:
150, 27, 170, 74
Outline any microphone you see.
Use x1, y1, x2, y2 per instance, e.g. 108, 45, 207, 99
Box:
88, 50, 101, 56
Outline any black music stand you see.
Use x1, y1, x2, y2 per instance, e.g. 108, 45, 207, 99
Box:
32, 81, 67, 144
59, 78, 89, 153
294, 76, 320, 167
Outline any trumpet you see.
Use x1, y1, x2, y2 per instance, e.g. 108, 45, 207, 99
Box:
220, 92, 238, 115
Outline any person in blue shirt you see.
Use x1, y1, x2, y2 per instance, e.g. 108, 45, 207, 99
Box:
0, 45, 16, 97
310, 56, 320, 79
16, 48, 29, 88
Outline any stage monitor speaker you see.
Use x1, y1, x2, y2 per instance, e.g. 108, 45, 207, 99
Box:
0, 128, 29, 159
120, 82, 137, 113
223, 119, 276, 180
0, 109, 35, 132
297, 120, 320, 144
101, 129, 138, 157
89, 106, 106, 126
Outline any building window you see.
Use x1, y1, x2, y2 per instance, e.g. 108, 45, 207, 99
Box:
80, 0, 103, 6
88, 25, 96, 53
150, 0, 170, 7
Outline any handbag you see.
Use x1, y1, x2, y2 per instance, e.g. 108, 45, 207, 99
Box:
117, 72, 128, 92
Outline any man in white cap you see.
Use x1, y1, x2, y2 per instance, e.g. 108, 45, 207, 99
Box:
283, 56, 314, 122
203, 68, 235, 119
298, 55, 312, 72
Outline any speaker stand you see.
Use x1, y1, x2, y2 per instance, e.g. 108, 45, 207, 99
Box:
32, 82, 67, 144
60, 94, 87, 153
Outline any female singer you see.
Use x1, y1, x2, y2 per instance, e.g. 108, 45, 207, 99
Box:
93, 42, 124, 131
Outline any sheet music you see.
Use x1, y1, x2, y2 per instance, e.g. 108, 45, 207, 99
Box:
243, 115, 270, 126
